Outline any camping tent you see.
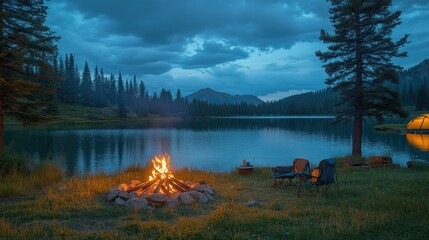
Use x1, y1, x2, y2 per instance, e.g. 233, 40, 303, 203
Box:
406, 114, 429, 133
406, 133, 429, 151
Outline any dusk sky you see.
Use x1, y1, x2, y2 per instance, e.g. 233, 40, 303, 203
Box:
46, 0, 429, 101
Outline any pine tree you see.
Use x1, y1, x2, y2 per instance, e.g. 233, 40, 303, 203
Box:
408, 82, 414, 106
74, 64, 81, 103
108, 74, 117, 104
93, 66, 101, 105
0, 0, 59, 153
64, 54, 77, 102
58, 56, 66, 100
416, 81, 426, 111
80, 62, 93, 105
117, 73, 126, 118
133, 75, 138, 97
316, 0, 408, 156
138, 81, 148, 116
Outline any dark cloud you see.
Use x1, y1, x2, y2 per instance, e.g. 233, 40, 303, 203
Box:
181, 42, 249, 69
51, 0, 330, 49
46, 0, 429, 99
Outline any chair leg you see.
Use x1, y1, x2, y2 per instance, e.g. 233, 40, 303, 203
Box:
307, 185, 316, 197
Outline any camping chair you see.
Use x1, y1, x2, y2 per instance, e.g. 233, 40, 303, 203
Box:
272, 158, 310, 187
297, 158, 338, 197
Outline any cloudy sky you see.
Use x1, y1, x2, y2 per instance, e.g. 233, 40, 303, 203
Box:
46, 0, 429, 101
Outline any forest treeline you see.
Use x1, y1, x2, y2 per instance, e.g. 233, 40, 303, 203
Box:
51, 54, 428, 118
51, 54, 340, 117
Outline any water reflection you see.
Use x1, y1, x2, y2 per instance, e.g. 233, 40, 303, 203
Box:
406, 133, 429, 151
5, 118, 428, 175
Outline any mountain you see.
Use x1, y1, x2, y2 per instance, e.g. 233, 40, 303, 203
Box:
186, 88, 264, 105
398, 58, 429, 106
400, 58, 429, 86
273, 88, 339, 115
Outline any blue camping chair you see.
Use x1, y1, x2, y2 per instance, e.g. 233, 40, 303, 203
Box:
272, 158, 310, 187
297, 158, 338, 197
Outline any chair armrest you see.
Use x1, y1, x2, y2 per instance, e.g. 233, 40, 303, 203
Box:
272, 166, 293, 174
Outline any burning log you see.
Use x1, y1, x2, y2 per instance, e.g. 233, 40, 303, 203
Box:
127, 178, 158, 193
153, 179, 164, 193
171, 178, 190, 191
126, 154, 190, 195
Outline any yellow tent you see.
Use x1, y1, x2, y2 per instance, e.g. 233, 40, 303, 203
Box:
406, 133, 429, 151
406, 114, 429, 132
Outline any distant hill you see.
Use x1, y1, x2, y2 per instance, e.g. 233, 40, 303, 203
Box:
400, 58, 429, 86
398, 58, 429, 106
186, 88, 264, 105
272, 88, 339, 115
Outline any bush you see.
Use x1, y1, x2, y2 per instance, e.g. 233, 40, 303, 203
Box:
0, 148, 29, 176
31, 161, 63, 186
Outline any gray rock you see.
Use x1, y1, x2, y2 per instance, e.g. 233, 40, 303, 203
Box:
106, 188, 120, 202
129, 191, 139, 198
189, 190, 208, 203
149, 193, 168, 203
165, 197, 180, 208
192, 185, 207, 193
114, 197, 126, 205
118, 190, 131, 200
170, 192, 181, 199
179, 192, 195, 205
140, 194, 150, 199
125, 197, 149, 208
205, 187, 214, 195
204, 191, 215, 201
246, 200, 260, 207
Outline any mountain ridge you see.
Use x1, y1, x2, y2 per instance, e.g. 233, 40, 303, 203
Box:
186, 88, 265, 105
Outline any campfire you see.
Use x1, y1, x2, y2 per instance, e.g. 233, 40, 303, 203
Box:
127, 154, 190, 195
106, 154, 215, 208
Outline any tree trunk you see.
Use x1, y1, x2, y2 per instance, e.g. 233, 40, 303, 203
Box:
0, 101, 4, 154
352, 115, 362, 156
352, 2, 363, 156
0, 0, 4, 154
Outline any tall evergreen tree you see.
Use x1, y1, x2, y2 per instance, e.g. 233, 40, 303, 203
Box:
133, 75, 138, 97
80, 61, 93, 105
408, 82, 414, 106
108, 73, 116, 104
57, 56, 66, 100
0, 0, 59, 153
138, 81, 148, 116
117, 73, 126, 118
416, 81, 426, 111
316, 0, 408, 156
64, 54, 77, 102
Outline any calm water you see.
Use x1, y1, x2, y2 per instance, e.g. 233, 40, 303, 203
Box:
5, 117, 428, 175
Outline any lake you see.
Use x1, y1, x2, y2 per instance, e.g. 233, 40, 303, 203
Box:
5, 117, 428, 175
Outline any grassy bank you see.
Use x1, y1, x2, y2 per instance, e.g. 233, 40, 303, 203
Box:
0, 158, 428, 239
374, 124, 406, 132
4, 103, 186, 131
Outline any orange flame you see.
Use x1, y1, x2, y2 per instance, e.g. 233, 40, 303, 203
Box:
149, 154, 174, 181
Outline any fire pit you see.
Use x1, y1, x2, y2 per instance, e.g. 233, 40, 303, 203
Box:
106, 154, 215, 208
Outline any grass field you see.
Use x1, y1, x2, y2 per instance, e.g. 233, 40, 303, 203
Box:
0, 158, 428, 239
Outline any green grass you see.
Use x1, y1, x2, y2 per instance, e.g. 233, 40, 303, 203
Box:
0, 162, 428, 239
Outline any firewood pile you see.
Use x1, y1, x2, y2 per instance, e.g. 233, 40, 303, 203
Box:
105, 154, 215, 208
